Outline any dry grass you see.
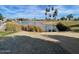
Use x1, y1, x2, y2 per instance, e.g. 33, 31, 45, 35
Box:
43, 20, 79, 26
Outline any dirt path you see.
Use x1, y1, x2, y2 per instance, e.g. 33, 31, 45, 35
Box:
40, 32, 79, 38
0, 31, 70, 54
7, 31, 60, 43
6, 31, 79, 53
41, 32, 79, 54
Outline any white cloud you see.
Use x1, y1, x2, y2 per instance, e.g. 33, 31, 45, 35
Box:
1, 5, 79, 19
53, 5, 79, 18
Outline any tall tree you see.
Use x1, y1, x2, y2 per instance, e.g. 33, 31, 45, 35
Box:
49, 13, 51, 20
45, 6, 58, 20
67, 14, 73, 20
51, 7, 54, 20
74, 17, 79, 21
53, 9, 58, 20
45, 8, 48, 20
51, 7, 54, 11
60, 17, 66, 20
45, 7, 50, 20
47, 8, 50, 20
45, 11, 47, 19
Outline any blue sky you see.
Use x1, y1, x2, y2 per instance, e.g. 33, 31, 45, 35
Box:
0, 5, 79, 19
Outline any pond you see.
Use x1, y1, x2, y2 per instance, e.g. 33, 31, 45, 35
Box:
17, 21, 58, 32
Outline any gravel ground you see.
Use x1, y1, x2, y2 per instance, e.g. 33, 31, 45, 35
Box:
0, 36, 70, 54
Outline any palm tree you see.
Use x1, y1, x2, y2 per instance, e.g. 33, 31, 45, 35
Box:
45, 8, 48, 20
49, 13, 51, 20
45, 7, 50, 20
51, 7, 54, 11
45, 11, 47, 19
51, 7, 54, 20
47, 8, 50, 20
53, 9, 58, 20
45, 6, 58, 20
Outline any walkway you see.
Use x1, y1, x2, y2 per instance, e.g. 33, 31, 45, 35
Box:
41, 32, 79, 54
0, 31, 79, 53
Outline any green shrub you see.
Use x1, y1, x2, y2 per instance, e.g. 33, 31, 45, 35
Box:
0, 31, 15, 36
56, 22, 70, 31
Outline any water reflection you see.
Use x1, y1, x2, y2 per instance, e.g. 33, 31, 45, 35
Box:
17, 21, 58, 32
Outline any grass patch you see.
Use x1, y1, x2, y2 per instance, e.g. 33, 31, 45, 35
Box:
43, 20, 79, 32
43, 20, 79, 27
70, 27, 79, 32
0, 31, 16, 36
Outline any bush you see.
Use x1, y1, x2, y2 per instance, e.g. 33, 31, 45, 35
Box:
56, 22, 70, 31
21, 25, 28, 31
36, 26, 43, 32
30, 26, 43, 32
6, 21, 21, 32
21, 25, 43, 32
27, 25, 33, 31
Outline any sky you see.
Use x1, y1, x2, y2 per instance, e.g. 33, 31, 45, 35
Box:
0, 5, 79, 19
